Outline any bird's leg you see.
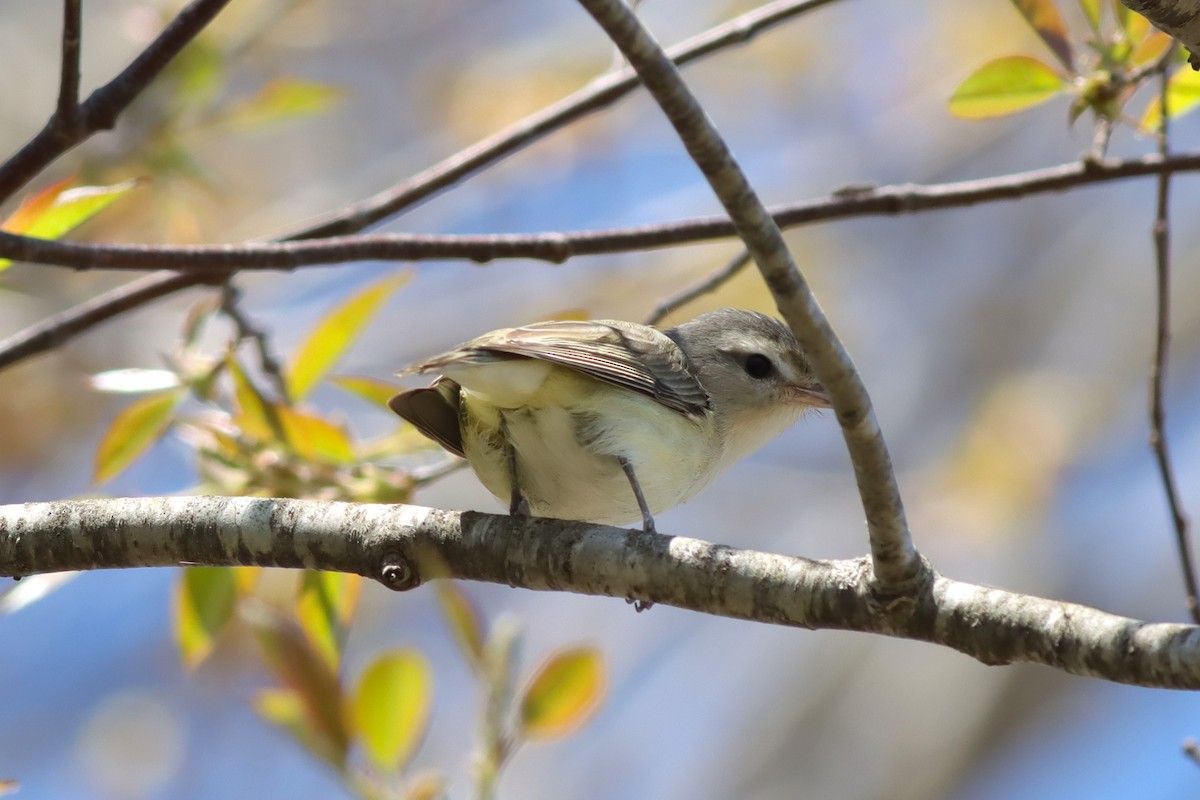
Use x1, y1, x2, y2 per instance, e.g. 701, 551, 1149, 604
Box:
500, 414, 529, 517
617, 456, 655, 534
617, 455, 657, 612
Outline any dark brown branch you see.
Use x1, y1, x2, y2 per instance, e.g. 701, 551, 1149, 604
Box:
0, 271, 223, 371
5, 151, 1200, 369
0, 0, 234, 205
219, 283, 291, 403
644, 249, 751, 325
6, 153, 1199, 270
4, 496, 1200, 690
1148, 64, 1199, 624
56, 0, 82, 131
280, 0, 843, 240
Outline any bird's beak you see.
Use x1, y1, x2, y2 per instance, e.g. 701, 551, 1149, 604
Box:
790, 383, 831, 408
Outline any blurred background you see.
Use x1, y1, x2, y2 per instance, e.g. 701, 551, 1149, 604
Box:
3, 0, 1200, 797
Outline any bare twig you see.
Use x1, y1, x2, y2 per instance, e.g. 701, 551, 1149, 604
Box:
0, 0, 234, 205
1147, 59, 1198, 624
9, 150, 1200, 368
5, 496, 1200, 689
219, 283, 291, 404
644, 249, 752, 325
279, 0, 845, 240
8, 152, 1200, 273
0, 271, 224, 371
56, 0, 82, 131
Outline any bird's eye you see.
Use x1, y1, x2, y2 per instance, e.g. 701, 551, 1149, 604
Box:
744, 353, 773, 379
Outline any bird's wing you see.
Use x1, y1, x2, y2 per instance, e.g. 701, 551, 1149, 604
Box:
404, 320, 711, 417
387, 377, 465, 457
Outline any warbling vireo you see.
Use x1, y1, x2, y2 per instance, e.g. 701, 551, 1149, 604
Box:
387, 308, 829, 531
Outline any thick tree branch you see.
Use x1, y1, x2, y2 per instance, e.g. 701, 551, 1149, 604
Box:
574, 0, 918, 589
0, 0, 234, 205
2, 496, 1199, 689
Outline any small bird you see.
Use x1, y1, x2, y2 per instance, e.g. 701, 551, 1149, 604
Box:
387, 308, 829, 532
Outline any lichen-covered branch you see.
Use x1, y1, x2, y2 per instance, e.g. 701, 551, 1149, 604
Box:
2, 496, 1199, 689
1124, 0, 1200, 67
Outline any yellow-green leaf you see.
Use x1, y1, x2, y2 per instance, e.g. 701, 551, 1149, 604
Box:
227, 356, 277, 442
287, 273, 412, 401
351, 649, 433, 772
1130, 31, 1173, 67
174, 567, 238, 669
1080, 0, 1101, 30
1142, 66, 1200, 130
519, 647, 605, 741
436, 582, 486, 670
330, 375, 401, 408
247, 605, 349, 767
279, 407, 355, 463
948, 56, 1066, 119
93, 390, 181, 483
296, 570, 362, 671
223, 79, 345, 131
0, 179, 143, 271
1, 175, 74, 233
1011, 0, 1074, 70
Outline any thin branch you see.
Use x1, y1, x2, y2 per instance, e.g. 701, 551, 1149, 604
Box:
1148, 61, 1199, 624
6, 150, 1200, 369
3, 496, 1200, 689
279, 0, 845, 240
220, 282, 290, 404
0, 271, 223, 371
0, 0, 844, 371
644, 249, 751, 325
6, 152, 1200, 269
575, 0, 917, 589
0, 0, 234, 205
56, 0, 82, 131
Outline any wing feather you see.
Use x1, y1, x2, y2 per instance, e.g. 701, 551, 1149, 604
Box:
403, 320, 710, 417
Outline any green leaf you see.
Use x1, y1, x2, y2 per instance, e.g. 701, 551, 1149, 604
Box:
519, 647, 605, 741
436, 582, 486, 671
93, 390, 181, 483
330, 375, 402, 408
948, 56, 1067, 119
296, 571, 362, 671
248, 605, 349, 768
222, 79, 344, 131
1011, 0, 1074, 70
1142, 67, 1200, 131
0, 178, 143, 270
351, 649, 433, 773
286, 272, 412, 401
174, 567, 238, 668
